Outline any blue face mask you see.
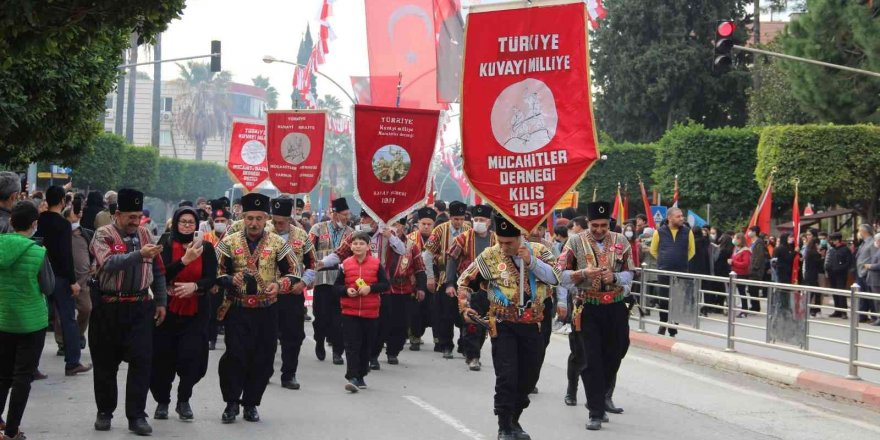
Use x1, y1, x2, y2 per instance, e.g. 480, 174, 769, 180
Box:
820, 239, 828, 246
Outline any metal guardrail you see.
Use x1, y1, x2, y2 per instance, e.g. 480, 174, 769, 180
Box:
632, 264, 880, 380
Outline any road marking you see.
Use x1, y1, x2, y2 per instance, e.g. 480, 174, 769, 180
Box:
403, 395, 487, 440
629, 353, 880, 434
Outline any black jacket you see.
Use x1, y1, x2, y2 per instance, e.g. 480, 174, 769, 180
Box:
774, 244, 794, 284
824, 243, 853, 277
804, 248, 823, 285
35, 210, 76, 281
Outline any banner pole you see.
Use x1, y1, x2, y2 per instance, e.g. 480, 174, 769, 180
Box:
396, 72, 403, 108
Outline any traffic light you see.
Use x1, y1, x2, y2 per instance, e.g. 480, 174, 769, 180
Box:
713, 21, 736, 73
211, 40, 222, 72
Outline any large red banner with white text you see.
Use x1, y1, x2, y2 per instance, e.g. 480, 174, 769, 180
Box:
461, 2, 599, 232
266, 110, 326, 194
353, 105, 440, 225
227, 120, 269, 192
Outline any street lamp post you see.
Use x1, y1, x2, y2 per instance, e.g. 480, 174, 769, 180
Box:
262, 55, 357, 105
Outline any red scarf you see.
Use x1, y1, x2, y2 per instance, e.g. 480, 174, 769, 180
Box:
169, 241, 202, 316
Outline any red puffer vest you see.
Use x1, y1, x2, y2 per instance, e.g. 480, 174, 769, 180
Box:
340, 255, 382, 318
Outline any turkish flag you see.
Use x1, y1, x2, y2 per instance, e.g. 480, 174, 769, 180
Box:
266, 110, 326, 194
461, 3, 599, 231
353, 104, 440, 224
364, 0, 443, 109
227, 120, 269, 192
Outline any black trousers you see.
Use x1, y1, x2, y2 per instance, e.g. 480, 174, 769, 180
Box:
656, 275, 674, 332
207, 290, 223, 345
89, 299, 155, 420
579, 301, 630, 419
342, 315, 378, 380
747, 280, 763, 312
313, 284, 343, 355
829, 274, 849, 311
491, 322, 543, 416
373, 294, 409, 358
432, 290, 460, 351
566, 330, 587, 398
150, 309, 209, 404
460, 290, 489, 360
0, 329, 45, 437
277, 294, 305, 381
218, 305, 278, 406
407, 293, 431, 339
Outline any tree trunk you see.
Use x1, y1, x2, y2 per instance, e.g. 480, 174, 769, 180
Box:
114, 49, 126, 136
125, 32, 139, 143
151, 34, 162, 148
753, 0, 762, 90
196, 139, 204, 161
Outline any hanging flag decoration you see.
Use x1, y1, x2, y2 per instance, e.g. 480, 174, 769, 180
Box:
461, 2, 599, 232
639, 178, 656, 229
364, 0, 444, 109
748, 175, 774, 239
586, 0, 607, 29
227, 120, 269, 192
433, 0, 464, 103
266, 110, 326, 194
353, 104, 441, 225
612, 183, 624, 221
440, 144, 471, 198
672, 175, 680, 208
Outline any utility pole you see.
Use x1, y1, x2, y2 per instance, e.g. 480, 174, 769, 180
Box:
151, 34, 162, 148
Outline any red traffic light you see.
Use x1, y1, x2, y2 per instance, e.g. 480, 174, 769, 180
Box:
716, 21, 736, 38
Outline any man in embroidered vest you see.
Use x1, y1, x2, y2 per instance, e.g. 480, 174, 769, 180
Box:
458, 214, 559, 440
557, 201, 634, 431
269, 197, 316, 391
406, 206, 437, 351
649, 207, 694, 337
89, 188, 167, 436
426, 200, 471, 358
215, 193, 301, 424
310, 198, 353, 365
446, 204, 496, 371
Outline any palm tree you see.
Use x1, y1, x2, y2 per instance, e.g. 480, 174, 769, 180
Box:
252, 75, 279, 110
317, 94, 352, 195
173, 61, 232, 160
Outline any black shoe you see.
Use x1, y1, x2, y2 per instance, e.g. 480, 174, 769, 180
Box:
564, 394, 577, 406
128, 417, 153, 436
369, 358, 381, 370
433, 344, 443, 353
530, 386, 538, 394
442, 349, 454, 359
602, 414, 610, 423
316, 342, 326, 361
176, 401, 194, 420
282, 376, 301, 390
304, 314, 312, 322
221, 403, 239, 424
94, 412, 112, 431
657, 327, 666, 336
332, 353, 344, 365
80, 337, 86, 349
345, 379, 359, 393
387, 355, 399, 365
511, 412, 531, 440
586, 418, 603, 431
208, 341, 216, 351
669, 328, 678, 338
497, 414, 516, 440
605, 397, 624, 414
56, 347, 64, 356
32, 369, 47, 380
154, 403, 169, 420
468, 358, 482, 371
356, 377, 368, 389
243, 406, 259, 422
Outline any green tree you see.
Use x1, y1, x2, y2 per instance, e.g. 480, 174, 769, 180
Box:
121, 145, 159, 193
747, 41, 819, 126
70, 133, 127, 192
652, 123, 761, 225
173, 61, 233, 161
591, 0, 752, 143
777, 0, 880, 123
0, 1, 184, 167
153, 157, 188, 203
577, 142, 657, 218
252, 75, 279, 110
756, 125, 880, 222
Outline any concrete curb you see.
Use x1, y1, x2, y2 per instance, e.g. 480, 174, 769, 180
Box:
629, 331, 880, 408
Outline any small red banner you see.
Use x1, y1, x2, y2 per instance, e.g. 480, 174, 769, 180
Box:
353, 104, 440, 224
266, 110, 326, 194
227, 120, 269, 192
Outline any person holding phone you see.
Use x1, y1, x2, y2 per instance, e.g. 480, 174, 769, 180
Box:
214, 193, 302, 424
88, 189, 167, 436
556, 201, 635, 432
457, 214, 560, 440
150, 207, 217, 422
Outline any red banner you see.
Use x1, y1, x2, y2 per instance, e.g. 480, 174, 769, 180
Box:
266, 110, 326, 194
353, 104, 440, 224
461, 2, 599, 232
364, 0, 443, 109
227, 120, 268, 192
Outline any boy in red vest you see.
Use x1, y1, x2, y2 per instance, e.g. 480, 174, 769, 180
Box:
333, 232, 390, 392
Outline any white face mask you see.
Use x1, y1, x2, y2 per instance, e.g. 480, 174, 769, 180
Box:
356, 224, 372, 233
709, 234, 717, 241
70, 222, 80, 231
336, 221, 346, 229
748, 231, 756, 238
624, 231, 633, 239
294, 214, 302, 221
473, 222, 489, 234
214, 223, 227, 234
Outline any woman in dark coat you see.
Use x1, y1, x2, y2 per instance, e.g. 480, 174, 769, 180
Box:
802, 238, 824, 317
707, 234, 734, 311
81, 191, 104, 230
773, 233, 794, 285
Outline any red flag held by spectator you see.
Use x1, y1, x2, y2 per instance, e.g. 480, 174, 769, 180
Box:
639, 179, 656, 229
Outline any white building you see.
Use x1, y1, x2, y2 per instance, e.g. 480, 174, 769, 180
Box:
104, 79, 267, 163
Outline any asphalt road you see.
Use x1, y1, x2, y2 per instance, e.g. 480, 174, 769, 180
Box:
17, 316, 880, 440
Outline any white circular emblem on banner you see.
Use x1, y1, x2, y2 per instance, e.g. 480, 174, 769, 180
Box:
372, 145, 412, 184
281, 132, 311, 165
490, 78, 558, 153
241, 140, 267, 166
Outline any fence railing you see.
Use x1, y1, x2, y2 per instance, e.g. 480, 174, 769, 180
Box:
633, 264, 880, 380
